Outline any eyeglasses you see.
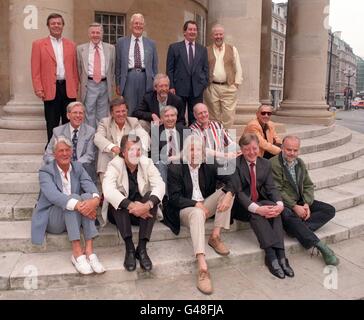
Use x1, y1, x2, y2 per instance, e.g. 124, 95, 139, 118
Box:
260, 111, 272, 116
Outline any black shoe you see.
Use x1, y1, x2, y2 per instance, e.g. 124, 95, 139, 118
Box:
123, 249, 136, 272
265, 257, 285, 279
279, 258, 295, 277
135, 247, 153, 271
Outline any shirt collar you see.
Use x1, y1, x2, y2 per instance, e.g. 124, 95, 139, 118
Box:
90, 41, 103, 50
57, 163, 72, 176
49, 35, 62, 42
188, 163, 201, 171
283, 157, 298, 168
131, 34, 143, 42
185, 39, 195, 46
213, 43, 225, 52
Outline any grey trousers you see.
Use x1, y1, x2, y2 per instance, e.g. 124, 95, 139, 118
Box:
84, 79, 109, 129
123, 69, 146, 116
46, 193, 98, 242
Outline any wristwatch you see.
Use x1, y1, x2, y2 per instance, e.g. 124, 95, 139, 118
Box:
147, 200, 154, 209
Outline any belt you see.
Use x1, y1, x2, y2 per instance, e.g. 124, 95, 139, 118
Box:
212, 81, 227, 85
128, 68, 145, 72
88, 76, 107, 81
56, 79, 65, 84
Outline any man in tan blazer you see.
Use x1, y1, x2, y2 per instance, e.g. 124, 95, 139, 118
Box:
31, 13, 79, 144
103, 134, 165, 272
94, 97, 150, 181
243, 105, 282, 159
77, 23, 115, 129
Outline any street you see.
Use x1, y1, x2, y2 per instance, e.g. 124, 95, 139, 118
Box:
335, 109, 364, 134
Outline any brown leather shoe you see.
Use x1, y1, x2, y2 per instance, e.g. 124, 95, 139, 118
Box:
197, 270, 213, 295
208, 235, 230, 256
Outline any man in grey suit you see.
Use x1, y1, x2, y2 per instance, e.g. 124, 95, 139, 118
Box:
77, 22, 115, 129
115, 13, 158, 116
44, 101, 96, 182
167, 20, 209, 125
32, 136, 105, 275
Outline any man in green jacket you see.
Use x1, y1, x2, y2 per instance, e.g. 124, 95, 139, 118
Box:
270, 135, 339, 266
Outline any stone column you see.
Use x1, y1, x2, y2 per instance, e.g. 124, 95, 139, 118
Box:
208, 0, 263, 126
273, 0, 333, 126
259, 0, 272, 105
0, 0, 74, 129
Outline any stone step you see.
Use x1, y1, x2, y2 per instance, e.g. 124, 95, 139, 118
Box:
300, 131, 364, 169
0, 173, 39, 194
283, 124, 335, 139
0, 155, 43, 173
0, 219, 249, 254
2, 205, 360, 290
0, 129, 46, 155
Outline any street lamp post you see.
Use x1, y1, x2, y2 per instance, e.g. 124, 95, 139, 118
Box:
326, 32, 334, 107
345, 70, 355, 110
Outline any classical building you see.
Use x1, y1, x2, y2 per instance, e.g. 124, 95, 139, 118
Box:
326, 30, 339, 108
356, 56, 364, 96
0, 0, 334, 130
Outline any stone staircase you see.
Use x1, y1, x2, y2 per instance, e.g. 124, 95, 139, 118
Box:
1, 123, 364, 291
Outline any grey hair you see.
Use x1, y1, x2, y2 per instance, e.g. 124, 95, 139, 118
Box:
211, 23, 224, 33
130, 13, 145, 25
193, 102, 208, 115
282, 135, 301, 145
67, 101, 85, 113
182, 134, 206, 163
53, 136, 72, 152
238, 133, 259, 147
257, 104, 273, 113
160, 105, 178, 117
88, 22, 104, 33
153, 73, 170, 88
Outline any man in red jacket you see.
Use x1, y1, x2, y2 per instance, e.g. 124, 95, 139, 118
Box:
31, 13, 79, 144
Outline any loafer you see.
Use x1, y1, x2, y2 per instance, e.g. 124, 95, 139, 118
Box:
124, 249, 136, 272
135, 247, 153, 271
265, 257, 285, 279
88, 253, 106, 274
208, 235, 230, 256
279, 258, 295, 277
71, 255, 93, 275
197, 270, 213, 295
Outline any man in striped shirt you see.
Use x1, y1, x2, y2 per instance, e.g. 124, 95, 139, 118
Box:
189, 103, 240, 162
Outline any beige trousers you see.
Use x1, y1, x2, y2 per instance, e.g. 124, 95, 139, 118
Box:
179, 189, 233, 256
204, 83, 238, 129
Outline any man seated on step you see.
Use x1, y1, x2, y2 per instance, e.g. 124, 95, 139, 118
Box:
102, 134, 165, 272
163, 135, 235, 295
43, 101, 97, 183
231, 133, 294, 279
243, 104, 282, 159
270, 135, 339, 266
190, 103, 240, 164
31, 136, 105, 275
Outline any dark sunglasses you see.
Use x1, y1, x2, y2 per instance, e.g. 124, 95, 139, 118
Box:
260, 111, 272, 116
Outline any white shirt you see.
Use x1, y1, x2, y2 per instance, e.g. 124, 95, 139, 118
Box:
128, 35, 145, 68
166, 128, 178, 156
56, 164, 99, 211
105, 120, 125, 153
88, 42, 106, 78
69, 124, 80, 140
245, 160, 283, 213
185, 39, 195, 64
49, 36, 65, 80
188, 164, 204, 201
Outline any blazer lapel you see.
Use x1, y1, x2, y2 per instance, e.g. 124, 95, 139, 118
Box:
53, 161, 64, 192
76, 124, 86, 158
137, 162, 147, 195
191, 44, 202, 73
183, 164, 193, 197
124, 37, 131, 63
117, 160, 128, 196
103, 42, 110, 73
198, 164, 206, 196
239, 157, 251, 185
45, 38, 56, 62
180, 41, 190, 74
81, 44, 89, 74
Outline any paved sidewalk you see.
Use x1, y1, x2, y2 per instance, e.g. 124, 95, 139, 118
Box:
1, 235, 364, 300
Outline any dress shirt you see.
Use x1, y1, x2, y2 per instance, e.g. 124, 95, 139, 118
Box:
188, 164, 204, 201
283, 157, 299, 187
105, 120, 125, 152
158, 97, 168, 114
166, 128, 178, 157
245, 160, 283, 213
69, 124, 80, 140
49, 36, 65, 80
56, 164, 99, 211
184, 39, 195, 61
212, 43, 243, 85
128, 35, 145, 69
88, 42, 106, 78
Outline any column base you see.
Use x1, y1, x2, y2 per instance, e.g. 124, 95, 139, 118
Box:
0, 100, 46, 130
273, 100, 334, 126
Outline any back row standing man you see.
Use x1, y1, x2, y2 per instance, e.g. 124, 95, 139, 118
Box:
115, 13, 158, 116
77, 22, 115, 129
167, 20, 209, 126
31, 13, 79, 144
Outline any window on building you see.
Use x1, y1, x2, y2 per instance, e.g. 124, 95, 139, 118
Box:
274, 39, 278, 51
279, 56, 283, 68
279, 40, 284, 52
195, 13, 206, 46
95, 12, 126, 45
280, 23, 284, 33
273, 54, 278, 67
272, 70, 277, 84
274, 20, 279, 30
278, 71, 283, 84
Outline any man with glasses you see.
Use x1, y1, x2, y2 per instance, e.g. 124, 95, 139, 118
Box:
243, 105, 282, 159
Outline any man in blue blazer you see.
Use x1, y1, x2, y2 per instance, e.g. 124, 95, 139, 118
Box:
166, 20, 209, 125
32, 136, 104, 275
115, 13, 158, 116
43, 101, 96, 182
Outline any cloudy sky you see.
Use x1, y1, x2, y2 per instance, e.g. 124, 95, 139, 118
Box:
272, 0, 364, 57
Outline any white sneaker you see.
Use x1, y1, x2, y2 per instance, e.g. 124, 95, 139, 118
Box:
71, 255, 94, 275
88, 253, 106, 274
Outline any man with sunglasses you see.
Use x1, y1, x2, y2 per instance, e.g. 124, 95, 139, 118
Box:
243, 105, 282, 159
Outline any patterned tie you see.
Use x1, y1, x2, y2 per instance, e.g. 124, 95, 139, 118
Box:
93, 45, 102, 83
188, 42, 194, 69
72, 129, 78, 161
249, 162, 258, 202
134, 38, 142, 68
168, 130, 175, 157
